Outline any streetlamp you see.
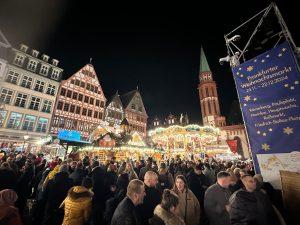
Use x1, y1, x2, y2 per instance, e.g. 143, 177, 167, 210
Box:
23, 135, 29, 151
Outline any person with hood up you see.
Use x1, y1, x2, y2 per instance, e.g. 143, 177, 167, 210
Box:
60, 186, 93, 225
0, 189, 22, 225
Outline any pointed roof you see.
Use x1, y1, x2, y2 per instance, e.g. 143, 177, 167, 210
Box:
199, 46, 211, 73
107, 91, 123, 107
120, 90, 139, 108
0, 29, 11, 47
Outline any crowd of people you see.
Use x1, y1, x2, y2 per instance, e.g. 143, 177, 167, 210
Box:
0, 151, 287, 225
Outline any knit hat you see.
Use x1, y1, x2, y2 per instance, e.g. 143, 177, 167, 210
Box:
0, 189, 18, 206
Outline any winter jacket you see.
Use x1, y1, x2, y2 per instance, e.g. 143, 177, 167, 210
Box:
42, 172, 73, 225
104, 189, 126, 225
187, 170, 206, 208
175, 189, 200, 225
111, 197, 143, 225
158, 170, 174, 191
204, 183, 231, 225
149, 205, 185, 225
60, 186, 93, 225
0, 168, 17, 192
229, 189, 280, 225
136, 185, 162, 225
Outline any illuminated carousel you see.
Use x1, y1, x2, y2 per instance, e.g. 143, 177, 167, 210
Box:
78, 121, 163, 162
149, 124, 232, 159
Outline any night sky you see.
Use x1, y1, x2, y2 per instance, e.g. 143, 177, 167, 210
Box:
1, 0, 299, 124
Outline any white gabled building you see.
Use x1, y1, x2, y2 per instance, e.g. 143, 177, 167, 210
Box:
0, 30, 63, 150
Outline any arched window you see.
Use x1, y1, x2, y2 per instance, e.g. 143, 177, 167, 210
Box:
205, 87, 209, 97
208, 102, 212, 114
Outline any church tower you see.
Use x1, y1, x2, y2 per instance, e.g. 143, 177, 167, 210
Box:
198, 47, 226, 127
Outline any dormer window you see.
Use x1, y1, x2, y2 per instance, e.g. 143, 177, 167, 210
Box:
42, 54, 49, 62
51, 69, 59, 79
20, 44, 28, 53
32, 50, 39, 58
14, 54, 25, 66
40, 65, 49, 76
52, 59, 59, 66
27, 60, 37, 71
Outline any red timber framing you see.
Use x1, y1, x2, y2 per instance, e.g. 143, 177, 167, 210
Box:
51, 64, 106, 140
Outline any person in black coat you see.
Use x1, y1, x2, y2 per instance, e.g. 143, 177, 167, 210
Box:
42, 164, 73, 225
229, 174, 280, 225
69, 162, 85, 186
0, 162, 17, 191
136, 171, 162, 225
204, 171, 232, 225
104, 173, 129, 225
111, 179, 145, 225
187, 164, 207, 210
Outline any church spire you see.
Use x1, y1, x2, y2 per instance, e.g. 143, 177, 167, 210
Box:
199, 46, 211, 73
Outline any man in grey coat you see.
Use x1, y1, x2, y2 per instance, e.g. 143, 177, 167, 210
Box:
204, 171, 232, 225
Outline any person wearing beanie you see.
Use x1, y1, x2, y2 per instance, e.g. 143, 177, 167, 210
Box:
42, 164, 73, 225
60, 186, 93, 225
0, 189, 22, 225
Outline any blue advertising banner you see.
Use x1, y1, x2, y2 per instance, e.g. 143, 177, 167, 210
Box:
58, 130, 81, 142
232, 41, 300, 188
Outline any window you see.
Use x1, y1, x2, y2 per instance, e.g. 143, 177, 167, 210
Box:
75, 79, 80, 86
90, 85, 95, 92
40, 65, 49, 75
52, 70, 59, 79
70, 105, 75, 113
6, 112, 22, 129
0, 89, 13, 104
67, 90, 72, 98
95, 99, 100, 107
78, 94, 83, 101
0, 111, 7, 127
42, 100, 52, 113
100, 101, 104, 107
22, 115, 36, 131
131, 104, 136, 110
94, 111, 98, 118
34, 80, 45, 92
71, 79, 75, 84
15, 93, 27, 108
138, 106, 142, 112
205, 87, 209, 97
27, 60, 37, 71
20, 76, 33, 89
75, 106, 81, 114
59, 117, 65, 128
72, 92, 78, 100
46, 84, 56, 96
14, 54, 24, 66
80, 81, 85, 88
86, 83, 91, 91
84, 96, 89, 103
57, 101, 63, 110
63, 103, 69, 111
36, 118, 48, 132
29, 96, 41, 110
82, 108, 87, 116
60, 88, 66, 96
88, 109, 92, 117
6, 71, 19, 84
89, 97, 94, 105
99, 112, 103, 119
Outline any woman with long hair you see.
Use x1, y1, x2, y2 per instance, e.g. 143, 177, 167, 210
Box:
172, 175, 200, 225
124, 162, 138, 181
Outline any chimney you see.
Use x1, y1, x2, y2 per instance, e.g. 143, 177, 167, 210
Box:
20, 44, 28, 53
42, 54, 50, 62
52, 59, 59, 66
